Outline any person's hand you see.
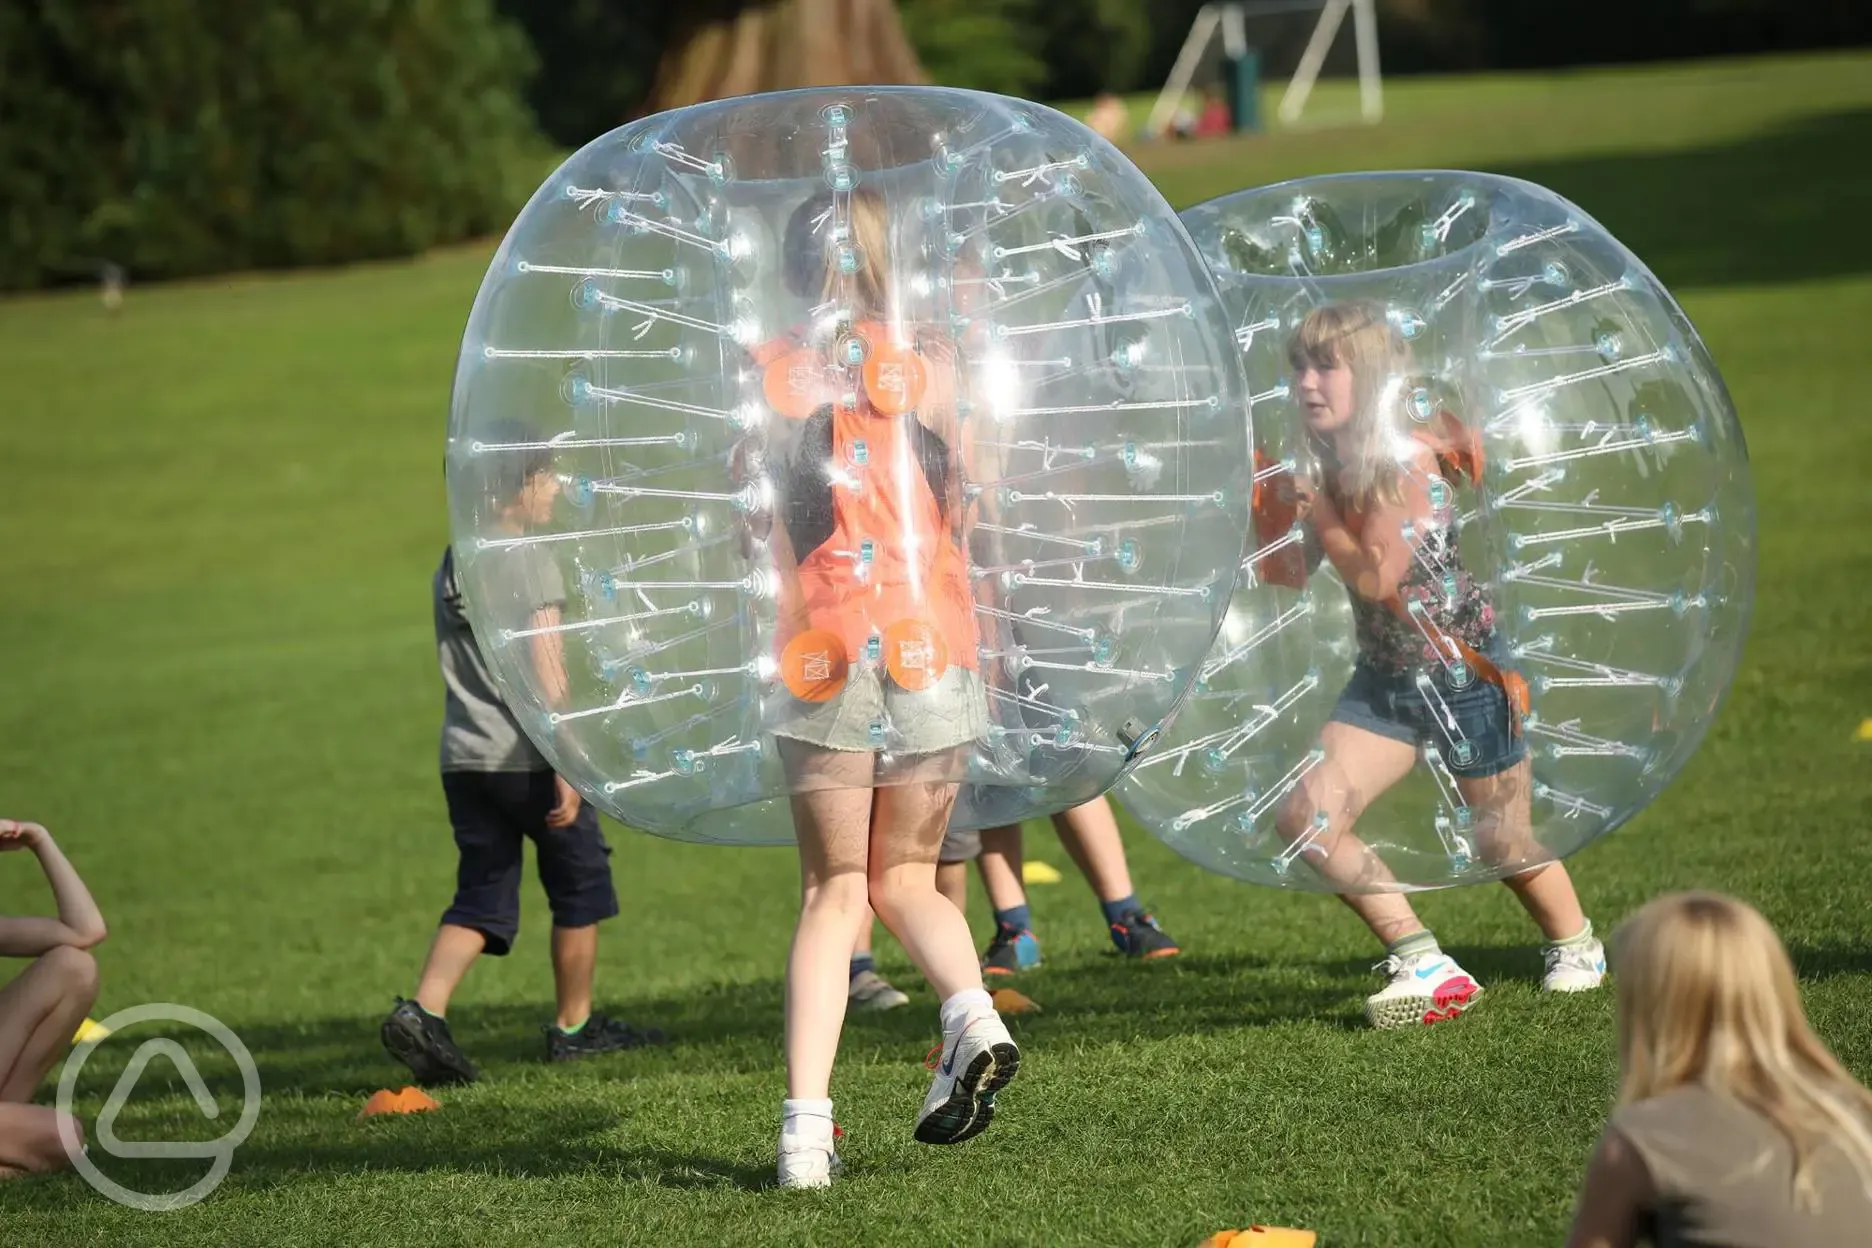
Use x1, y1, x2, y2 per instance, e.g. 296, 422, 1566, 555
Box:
546, 777, 582, 829
1285, 471, 1318, 519
0, 819, 49, 851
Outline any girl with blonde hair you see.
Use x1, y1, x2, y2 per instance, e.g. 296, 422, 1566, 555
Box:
745, 186, 1013, 1187
1567, 891, 1872, 1246
1272, 300, 1603, 1027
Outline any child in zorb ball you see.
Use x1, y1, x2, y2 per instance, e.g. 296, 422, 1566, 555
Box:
746, 187, 1016, 1188
1277, 301, 1605, 1027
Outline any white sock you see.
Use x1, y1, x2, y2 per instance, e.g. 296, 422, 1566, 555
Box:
939, 988, 995, 1036
781, 1098, 834, 1143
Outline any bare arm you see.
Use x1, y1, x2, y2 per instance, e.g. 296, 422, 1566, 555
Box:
1565, 1126, 1653, 1248
1303, 462, 1432, 604
0, 820, 108, 956
527, 605, 570, 707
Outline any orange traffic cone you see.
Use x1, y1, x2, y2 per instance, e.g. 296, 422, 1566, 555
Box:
1201, 1228, 1317, 1247
360, 1086, 442, 1119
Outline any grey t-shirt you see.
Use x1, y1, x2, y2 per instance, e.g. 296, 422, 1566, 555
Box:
435, 545, 567, 772
1612, 1085, 1872, 1247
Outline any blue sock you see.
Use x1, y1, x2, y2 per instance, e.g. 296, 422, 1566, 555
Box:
993, 904, 1032, 934
1101, 894, 1140, 925
849, 953, 875, 982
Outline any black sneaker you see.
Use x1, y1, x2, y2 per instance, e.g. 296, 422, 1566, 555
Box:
380, 997, 479, 1086
1109, 909, 1181, 960
543, 1011, 667, 1062
980, 924, 1042, 976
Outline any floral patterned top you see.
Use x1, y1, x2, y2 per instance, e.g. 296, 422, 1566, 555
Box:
1328, 480, 1496, 674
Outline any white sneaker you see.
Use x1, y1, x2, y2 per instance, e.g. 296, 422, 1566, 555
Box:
777, 1121, 841, 1189
915, 1010, 1019, 1144
849, 969, 910, 1011
1365, 949, 1483, 1029
1543, 937, 1607, 993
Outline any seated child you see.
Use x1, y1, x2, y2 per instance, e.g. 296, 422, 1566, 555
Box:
0, 818, 106, 1178
1566, 892, 1872, 1247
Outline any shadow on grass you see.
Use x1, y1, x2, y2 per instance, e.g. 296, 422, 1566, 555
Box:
154, 949, 1356, 1106
1483, 107, 1872, 291
228, 1101, 774, 1190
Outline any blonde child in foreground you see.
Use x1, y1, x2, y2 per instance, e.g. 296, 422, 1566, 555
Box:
1566, 892, 1872, 1247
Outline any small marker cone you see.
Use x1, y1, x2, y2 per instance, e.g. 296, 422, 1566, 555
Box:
73, 1018, 111, 1045
1202, 1230, 1316, 1248
360, 1086, 442, 1119
1021, 859, 1063, 885
1854, 718, 1872, 742
990, 987, 1042, 1015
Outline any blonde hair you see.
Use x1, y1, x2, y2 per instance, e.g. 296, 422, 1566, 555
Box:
1614, 891, 1872, 1210
1286, 301, 1408, 511
782, 186, 894, 322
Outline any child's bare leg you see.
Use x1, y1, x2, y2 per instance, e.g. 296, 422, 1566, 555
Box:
976, 825, 1026, 913
1460, 758, 1587, 941
549, 925, 598, 1031
1278, 723, 1422, 944
870, 781, 982, 1002
414, 925, 486, 1017
1051, 797, 1133, 903
935, 861, 969, 911
0, 1103, 80, 1176
0, 945, 99, 1105
780, 743, 875, 1102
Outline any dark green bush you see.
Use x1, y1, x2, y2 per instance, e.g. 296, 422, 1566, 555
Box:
0, 0, 546, 290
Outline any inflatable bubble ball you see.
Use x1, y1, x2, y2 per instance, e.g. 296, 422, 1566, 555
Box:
1118, 171, 1755, 891
447, 87, 1253, 845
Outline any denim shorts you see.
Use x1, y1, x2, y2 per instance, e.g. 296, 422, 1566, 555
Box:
1328, 648, 1528, 779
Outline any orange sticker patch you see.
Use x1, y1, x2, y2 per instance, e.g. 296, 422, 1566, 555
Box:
883, 618, 949, 690
781, 629, 851, 702
862, 339, 927, 416
763, 346, 833, 421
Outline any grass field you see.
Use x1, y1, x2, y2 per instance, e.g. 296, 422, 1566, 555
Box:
2, 51, 1870, 1247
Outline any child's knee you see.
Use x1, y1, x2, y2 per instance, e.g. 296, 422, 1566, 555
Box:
40, 945, 99, 1002
867, 866, 937, 925
804, 872, 868, 918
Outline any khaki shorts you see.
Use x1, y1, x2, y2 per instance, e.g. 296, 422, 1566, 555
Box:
769, 665, 989, 756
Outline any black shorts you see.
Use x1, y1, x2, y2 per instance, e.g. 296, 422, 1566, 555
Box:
439, 771, 620, 956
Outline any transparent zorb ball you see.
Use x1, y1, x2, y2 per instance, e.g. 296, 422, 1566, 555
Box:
448, 87, 1251, 845
1118, 171, 1754, 890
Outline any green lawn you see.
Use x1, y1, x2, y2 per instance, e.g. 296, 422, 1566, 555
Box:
2, 51, 1869, 1247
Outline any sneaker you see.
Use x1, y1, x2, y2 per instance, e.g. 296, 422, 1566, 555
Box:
849, 969, 911, 1011
981, 924, 1042, 976
1109, 908, 1181, 959
1365, 951, 1483, 1029
380, 997, 479, 1086
777, 1121, 843, 1190
543, 1011, 666, 1062
915, 1010, 1020, 1145
1543, 937, 1607, 993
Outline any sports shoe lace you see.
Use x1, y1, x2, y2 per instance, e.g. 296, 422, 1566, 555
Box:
923, 1043, 944, 1071
1372, 954, 1406, 980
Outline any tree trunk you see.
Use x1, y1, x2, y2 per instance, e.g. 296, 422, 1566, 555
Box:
643, 0, 926, 116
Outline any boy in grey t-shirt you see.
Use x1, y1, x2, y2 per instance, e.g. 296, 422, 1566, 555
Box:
380, 430, 662, 1084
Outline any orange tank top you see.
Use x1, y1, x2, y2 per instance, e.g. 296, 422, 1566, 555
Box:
754, 323, 978, 699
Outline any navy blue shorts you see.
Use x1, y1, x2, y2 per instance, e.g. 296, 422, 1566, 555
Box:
440, 770, 619, 956
1327, 649, 1527, 779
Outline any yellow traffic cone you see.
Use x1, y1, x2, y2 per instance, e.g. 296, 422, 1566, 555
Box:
1021, 859, 1063, 885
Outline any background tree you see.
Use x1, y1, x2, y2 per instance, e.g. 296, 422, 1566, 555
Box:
643, 0, 926, 116
0, 0, 543, 291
